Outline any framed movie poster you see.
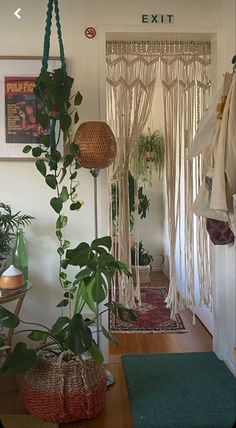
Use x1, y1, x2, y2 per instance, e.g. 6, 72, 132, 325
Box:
0, 57, 60, 159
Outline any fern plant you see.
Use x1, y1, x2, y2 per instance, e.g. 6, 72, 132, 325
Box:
132, 128, 165, 184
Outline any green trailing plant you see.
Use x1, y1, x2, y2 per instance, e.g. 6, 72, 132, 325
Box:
133, 128, 165, 183
0, 69, 136, 375
131, 241, 153, 267
112, 172, 150, 231
0, 203, 34, 271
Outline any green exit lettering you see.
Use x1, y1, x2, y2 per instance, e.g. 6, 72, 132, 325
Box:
141, 14, 174, 24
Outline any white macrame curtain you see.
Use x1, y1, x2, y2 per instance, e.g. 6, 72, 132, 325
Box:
106, 46, 159, 308
106, 40, 212, 315
160, 48, 212, 317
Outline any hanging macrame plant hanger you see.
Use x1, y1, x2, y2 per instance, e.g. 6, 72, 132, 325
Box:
37, 0, 68, 170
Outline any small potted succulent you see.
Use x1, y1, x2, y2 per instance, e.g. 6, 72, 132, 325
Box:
131, 241, 153, 284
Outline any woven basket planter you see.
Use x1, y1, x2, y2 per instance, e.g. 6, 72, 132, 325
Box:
74, 121, 117, 169
132, 265, 151, 284
23, 354, 107, 423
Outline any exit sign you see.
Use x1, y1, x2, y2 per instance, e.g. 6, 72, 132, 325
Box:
142, 14, 174, 24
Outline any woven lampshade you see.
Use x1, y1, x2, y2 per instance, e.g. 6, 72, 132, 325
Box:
74, 121, 117, 169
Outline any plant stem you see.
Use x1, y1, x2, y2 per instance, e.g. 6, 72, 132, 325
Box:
13, 329, 47, 335
20, 320, 50, 331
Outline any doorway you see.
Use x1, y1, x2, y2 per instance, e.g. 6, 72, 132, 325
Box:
105, 36, 214, 335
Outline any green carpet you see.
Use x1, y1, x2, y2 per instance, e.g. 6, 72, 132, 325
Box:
122, 352, 236, 428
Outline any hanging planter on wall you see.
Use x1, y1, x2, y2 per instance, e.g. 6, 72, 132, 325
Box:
33, 0, 82, 171
74, 121, 117, 169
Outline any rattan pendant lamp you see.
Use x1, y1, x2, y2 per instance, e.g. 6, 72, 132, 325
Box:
74, 120, 117, 237
74, 121, 117, 385
75, 121, 117, 169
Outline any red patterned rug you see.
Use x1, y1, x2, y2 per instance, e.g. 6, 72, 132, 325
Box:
110, 287, 186, 333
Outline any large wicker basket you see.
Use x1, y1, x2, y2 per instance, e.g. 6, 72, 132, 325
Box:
23, 353, 107, 423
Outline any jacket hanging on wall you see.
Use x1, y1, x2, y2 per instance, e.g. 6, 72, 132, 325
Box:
190, 71, 236, 245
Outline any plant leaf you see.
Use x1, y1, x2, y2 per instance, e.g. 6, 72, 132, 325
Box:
56, 299, 69, 308
0, 306, 20, 328
60, 114, 72, 132
78, 277, 96, 313
105, 301, 137, 323
56, 229, 62, 239
45, 174, 57, 189
36, 159, 47, 177
70, 201, 82, 211
59, 167, 67, 184
22, 145, 32, 153
57, 247, 64, 256
88, 339, 104, 363
61, 259, 68, 269
62, 240, 70, 249
92, 270, 107, 304
75, 267, 92, 281
32, 147, 43, 158
59, 272, 67, 280
50, 197, 63, 214
63, 154, 74, 168
60, 186, 69, 202
51, 316, 70, 336
74, 91, 83, 106
66, 313, 93, 355
70, 143, 78, 157
2, 342, 37, 375
28, 331, 48, 342
56, 215, 68, 229
74, 111, 79, 124
101, 325, 120, 345
70, 171, 77, 180
91, 236, 112, 251
66, 242, 90, 267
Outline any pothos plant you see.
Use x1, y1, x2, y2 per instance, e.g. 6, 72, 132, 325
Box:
0, 68, 136, 375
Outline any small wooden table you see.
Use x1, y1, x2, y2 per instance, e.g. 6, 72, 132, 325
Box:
0, 283, 31, 354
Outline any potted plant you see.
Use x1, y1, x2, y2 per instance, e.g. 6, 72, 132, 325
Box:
131, 241, 153, 284
0, 64, 136, 425
0, 203, 34, 273
132, 128, 165, 184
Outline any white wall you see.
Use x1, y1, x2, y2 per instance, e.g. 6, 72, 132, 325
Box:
0, 0, 235, 369
138, 173, 164, 271
138, 76, 165, 271
0, 0, 107, 354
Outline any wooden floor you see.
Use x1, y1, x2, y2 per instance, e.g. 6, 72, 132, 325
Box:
0, 271, 213, 428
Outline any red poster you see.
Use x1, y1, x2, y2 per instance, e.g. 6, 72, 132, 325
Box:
5, 76, 46, 144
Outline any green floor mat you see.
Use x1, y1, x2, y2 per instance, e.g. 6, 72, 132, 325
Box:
122, 352, 236, 428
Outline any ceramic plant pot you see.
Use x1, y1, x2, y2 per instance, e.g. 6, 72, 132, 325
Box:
132, 264, 151, 284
